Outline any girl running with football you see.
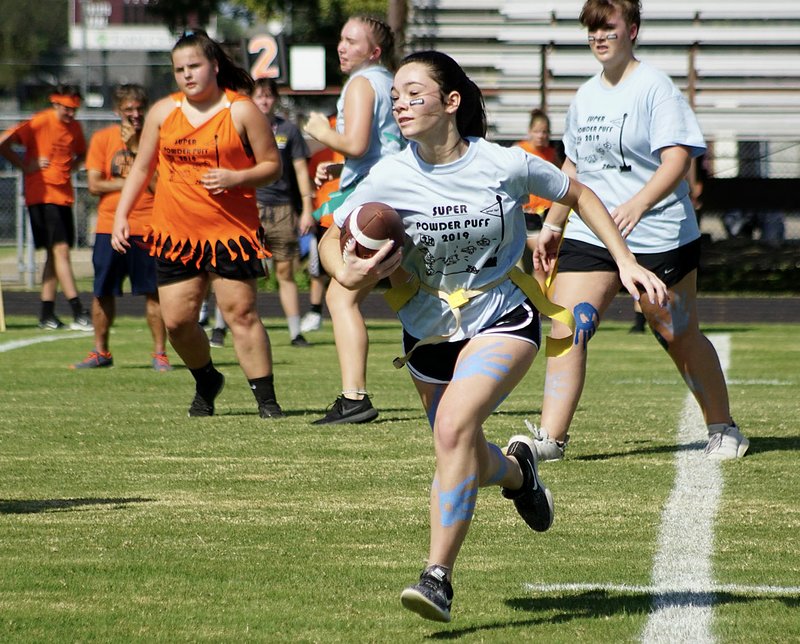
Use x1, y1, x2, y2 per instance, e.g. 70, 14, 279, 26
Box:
319, 49, 668, 622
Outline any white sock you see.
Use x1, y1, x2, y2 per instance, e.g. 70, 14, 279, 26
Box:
288, 315, 300, 338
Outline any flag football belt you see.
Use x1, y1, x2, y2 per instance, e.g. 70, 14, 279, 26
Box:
384, 266, 575, 369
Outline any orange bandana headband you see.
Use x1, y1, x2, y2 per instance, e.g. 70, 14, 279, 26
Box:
49, 94, 81, 109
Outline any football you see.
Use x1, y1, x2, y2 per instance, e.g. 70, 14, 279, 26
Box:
339, 202, 405, 259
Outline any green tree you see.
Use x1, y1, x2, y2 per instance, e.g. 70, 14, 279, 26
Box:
0, 0, 68, 99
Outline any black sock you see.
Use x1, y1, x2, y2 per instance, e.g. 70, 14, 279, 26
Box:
310, 303, 322, 315
190, 361, 223, 398
40, 300, 55, 320
248, 374, 276, 405
68, 297, 83, 317
633, 311, 646, 330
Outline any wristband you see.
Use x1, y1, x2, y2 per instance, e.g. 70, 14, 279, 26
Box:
542, 222, 563, 234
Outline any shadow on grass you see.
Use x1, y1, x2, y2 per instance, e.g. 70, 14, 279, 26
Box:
0, 497, 155, 514
427, 588, 800, 639
574, 435, 797, 461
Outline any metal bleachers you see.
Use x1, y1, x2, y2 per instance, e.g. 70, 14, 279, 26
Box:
406, 0, 800, 173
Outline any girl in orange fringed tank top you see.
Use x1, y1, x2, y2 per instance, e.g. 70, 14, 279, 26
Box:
111, 29, 285, 419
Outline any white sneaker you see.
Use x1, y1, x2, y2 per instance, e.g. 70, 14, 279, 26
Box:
524, 420, 568, 462
704, 424, 749, 460
300, 311, 322, 333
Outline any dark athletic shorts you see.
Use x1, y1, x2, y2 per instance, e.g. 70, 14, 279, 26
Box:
28, 203, 75, 249
155, 237, 266, 286
557, 237, 701, 288
403, 298, 541, 384
524, 210, 545, 234
93, 233, 157, 297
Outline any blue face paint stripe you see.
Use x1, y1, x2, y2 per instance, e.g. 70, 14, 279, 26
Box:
484, 442, 508, 486
435, 475, 477, 527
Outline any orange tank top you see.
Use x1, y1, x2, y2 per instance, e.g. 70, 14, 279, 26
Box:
515, 140, 558, 214
150, 89, 264, 266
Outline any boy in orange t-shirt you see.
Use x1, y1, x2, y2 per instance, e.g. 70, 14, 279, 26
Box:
70, 84, 172, 371
0, 85, 91, 330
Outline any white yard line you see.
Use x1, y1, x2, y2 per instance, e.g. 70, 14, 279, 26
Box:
641, 334, 730, 644
523, 335, 789, 640
524, 581, 800, 596
0, 332, 89, 353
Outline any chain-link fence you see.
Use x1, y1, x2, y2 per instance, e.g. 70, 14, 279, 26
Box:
1, 112, 798, 286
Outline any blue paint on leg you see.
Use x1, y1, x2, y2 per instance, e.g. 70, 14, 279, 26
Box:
573, 302, 599, 349
426, 385, 444, 430
453, 342, 512, 383
435, 475, 478, 527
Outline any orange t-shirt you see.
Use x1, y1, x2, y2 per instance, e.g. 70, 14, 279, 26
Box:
5, 109, 86, 206
86, 124, 154, 236
515, 140, 558, 214
150, 90, 264, 266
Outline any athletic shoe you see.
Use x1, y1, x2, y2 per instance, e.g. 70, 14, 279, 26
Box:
300, 311, 322, 333
400, 565, 454, 623
704, 423, 749, 460
312, 395, 379, 425
209, 327, 226, 348
70, 350, 113, 369
290, 334, 311, 347
70, 312, 94, 331
524, 420, 568, 462
258, 401, 285, 419
38, 315, 66, 330
188, 372, 225, 417
151, 352, 173, 372
501, 434, 554, 532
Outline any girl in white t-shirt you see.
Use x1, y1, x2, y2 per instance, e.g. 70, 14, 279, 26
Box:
319, 49, 666, 623
535, 0, 749, 462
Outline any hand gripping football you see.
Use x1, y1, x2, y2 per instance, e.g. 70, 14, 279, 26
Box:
339, 202, 405, 259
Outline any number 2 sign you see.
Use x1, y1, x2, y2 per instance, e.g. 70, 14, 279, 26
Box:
248, 34, 283, 80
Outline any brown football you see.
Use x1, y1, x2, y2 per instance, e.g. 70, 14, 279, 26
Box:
339, 202, 405, 259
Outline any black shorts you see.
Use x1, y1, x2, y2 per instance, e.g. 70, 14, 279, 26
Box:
28, 203, 75, 249
404, 298, 541, 384
557, 238, 701, 288
93, 233, 158, 297
155, 237, 266, 286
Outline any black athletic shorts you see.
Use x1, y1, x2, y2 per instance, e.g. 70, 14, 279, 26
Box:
557, 237, 701, 288
155, 237, 266, 286
28, 203, 75, 249
403, 298, 541, 384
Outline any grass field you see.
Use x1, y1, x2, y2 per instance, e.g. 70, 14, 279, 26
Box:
1, 316, 798, 642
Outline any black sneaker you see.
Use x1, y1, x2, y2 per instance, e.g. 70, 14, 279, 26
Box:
258, 400, 285, 419
501, 435, 554, 532
209, 327, 226, 348
38, 315, 66, 330
400, 565, 454, 623
188, 372, 225, 417
290, 334, 311, 347
312, 395, 379, 425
